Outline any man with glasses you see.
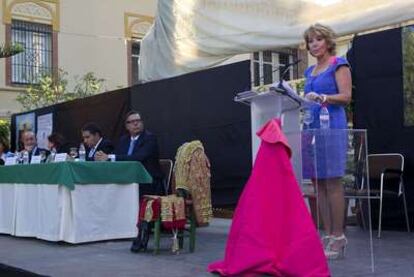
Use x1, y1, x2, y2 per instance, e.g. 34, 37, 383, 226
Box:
95, 110, 163, 195
95, 110, 164, 253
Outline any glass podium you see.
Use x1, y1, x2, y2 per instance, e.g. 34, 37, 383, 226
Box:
235, 86, 375, 274
286, 129, 375, 274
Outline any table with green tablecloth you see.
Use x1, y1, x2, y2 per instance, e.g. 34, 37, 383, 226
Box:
0, 161, 152, 243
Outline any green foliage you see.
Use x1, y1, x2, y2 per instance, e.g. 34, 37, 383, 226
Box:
16, 69, 69, 111
0, 42, 24, 58
402, 26, 414, 126
16, 69, 105, 111
294, 78, 305, 94
0, 120, 10, 144
73, 72, 105, 98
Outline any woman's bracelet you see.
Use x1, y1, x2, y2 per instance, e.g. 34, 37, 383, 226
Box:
321, 94, 328, 103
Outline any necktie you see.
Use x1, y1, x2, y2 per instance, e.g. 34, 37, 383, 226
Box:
88, 147, 95, 158
127, 139, 136, 156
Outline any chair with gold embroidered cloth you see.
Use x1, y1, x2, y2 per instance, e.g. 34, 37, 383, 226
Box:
174, 140, 213, 227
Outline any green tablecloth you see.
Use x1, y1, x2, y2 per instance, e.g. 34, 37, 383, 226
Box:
0, 161, 153, 190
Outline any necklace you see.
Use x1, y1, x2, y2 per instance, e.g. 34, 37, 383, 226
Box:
311, 63, 330, 76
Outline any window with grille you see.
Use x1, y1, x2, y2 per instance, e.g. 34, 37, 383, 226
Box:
11, 20, 53, 85
131, 40, 141, 85
251, 50, 297, 87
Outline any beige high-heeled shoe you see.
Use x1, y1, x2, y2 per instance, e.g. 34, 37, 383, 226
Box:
325, 234, 347, 260
321, 235, 332, 248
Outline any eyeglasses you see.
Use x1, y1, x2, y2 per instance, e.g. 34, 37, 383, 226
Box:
126, 119, 142, 124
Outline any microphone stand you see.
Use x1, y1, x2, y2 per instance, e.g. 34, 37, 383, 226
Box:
273, 62, 302, 108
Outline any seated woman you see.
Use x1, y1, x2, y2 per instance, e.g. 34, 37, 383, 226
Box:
0, 139, 10, 165
47, 132, 68, 153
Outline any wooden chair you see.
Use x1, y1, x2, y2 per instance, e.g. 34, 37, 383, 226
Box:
152, 175, 196, 254
159, 159, 173, 195
143, 159, 196, 254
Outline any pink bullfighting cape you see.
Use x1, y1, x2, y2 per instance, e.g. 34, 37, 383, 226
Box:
208, 119, 329, 277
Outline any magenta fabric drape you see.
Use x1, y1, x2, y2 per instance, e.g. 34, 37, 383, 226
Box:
208, 119, 330, 277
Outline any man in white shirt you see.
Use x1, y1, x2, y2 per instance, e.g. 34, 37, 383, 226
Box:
81, 122, 114, 161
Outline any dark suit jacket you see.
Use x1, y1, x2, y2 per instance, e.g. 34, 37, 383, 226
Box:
86, 138, 114, 161
115, 130, 163, 181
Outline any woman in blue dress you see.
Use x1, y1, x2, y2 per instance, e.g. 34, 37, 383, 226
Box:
302, 23, 352, 259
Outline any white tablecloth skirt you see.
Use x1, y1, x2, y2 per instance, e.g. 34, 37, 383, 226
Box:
0, 183, 139, 243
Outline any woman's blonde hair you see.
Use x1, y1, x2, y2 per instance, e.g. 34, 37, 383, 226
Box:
303, 23, 336, 55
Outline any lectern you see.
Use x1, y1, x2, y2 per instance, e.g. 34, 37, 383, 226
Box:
235, 87, 375, 274
235, 85, 304, 182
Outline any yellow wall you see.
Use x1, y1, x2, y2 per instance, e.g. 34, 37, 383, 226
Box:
0, 0, 156, 117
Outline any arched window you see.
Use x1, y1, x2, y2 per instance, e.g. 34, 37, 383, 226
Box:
124, 13, 153, 86
3, 0, 59, 85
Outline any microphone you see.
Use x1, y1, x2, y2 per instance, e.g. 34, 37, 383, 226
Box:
272, 59, 302, 75
255, 59, 301, 87
277, 59, 302, 90
279, 59, 302, 82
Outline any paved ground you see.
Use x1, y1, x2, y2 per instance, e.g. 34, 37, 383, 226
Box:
1, 218, 413, 277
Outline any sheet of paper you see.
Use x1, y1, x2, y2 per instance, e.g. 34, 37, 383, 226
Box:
5, 157, 17, 166
54, 153, 68, 162
30, 155, 42, 164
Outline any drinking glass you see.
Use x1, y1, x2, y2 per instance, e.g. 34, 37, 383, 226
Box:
69, 147, 78, 160
303, 107, 314, 129
39, 150, 46, 163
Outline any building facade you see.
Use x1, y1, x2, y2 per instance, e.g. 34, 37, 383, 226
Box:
0, 0, 156, 119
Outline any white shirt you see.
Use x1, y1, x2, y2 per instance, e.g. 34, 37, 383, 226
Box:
88, 138, 103, 158
130, 135, 140, 142
111, 135, 140, 162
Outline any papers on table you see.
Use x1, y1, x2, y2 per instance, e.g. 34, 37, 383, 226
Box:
54, 153, 68, 162
30, 155, 42, 164
5, 157, 17, 166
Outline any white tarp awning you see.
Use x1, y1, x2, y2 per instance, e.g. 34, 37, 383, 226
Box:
139, 0, 414, 82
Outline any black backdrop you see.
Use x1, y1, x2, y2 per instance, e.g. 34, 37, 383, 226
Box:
349, 27, 414, 229
11, 61, 252, 206
131, 61, 252, 205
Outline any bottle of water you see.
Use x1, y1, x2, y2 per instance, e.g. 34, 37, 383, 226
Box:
319, 104, 330, 129
48, 150, 56, 163
22, 151, 29, 164
78, 144, 86, 162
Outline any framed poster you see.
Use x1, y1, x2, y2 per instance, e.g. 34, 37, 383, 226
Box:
36, 113, 53, 149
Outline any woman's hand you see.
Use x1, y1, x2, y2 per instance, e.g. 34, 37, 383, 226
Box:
305, 92, 321, 102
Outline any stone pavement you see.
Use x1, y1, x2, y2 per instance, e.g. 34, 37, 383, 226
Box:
1, 218, 413, 277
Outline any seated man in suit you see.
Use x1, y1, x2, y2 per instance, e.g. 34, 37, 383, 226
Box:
95, 111, 164, 253
81, 122, 114, 161
95, 111, 164, 194
21, 131, 49, 163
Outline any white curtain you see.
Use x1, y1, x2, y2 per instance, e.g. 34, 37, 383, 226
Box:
139, 0, 414, 82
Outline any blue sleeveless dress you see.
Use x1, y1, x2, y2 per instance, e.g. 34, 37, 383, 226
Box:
302, 56, 349, 179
